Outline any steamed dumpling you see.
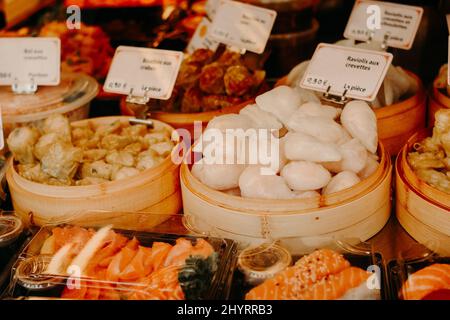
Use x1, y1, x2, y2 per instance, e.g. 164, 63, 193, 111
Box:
239, 104, 283, 131
255, 86, 301, 125
7, 126, 40, 164
287, 116, 348, 144
42, 114, 72, 142
293, 102, 341, 120
358, 156, 379, 179
321, 139, 368, 173
323, 171, 361, 195
239, 166, 294, 199
206, 114, 252, 132
341, 100, 378, 153
281, 161, 331, 191
284, 131, 341, 162
192, 160, 246, 190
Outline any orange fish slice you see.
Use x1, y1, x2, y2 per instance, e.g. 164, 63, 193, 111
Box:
120, 246, 153, 281
294, 267, 371, 300
150, 242, 172, 271
400, 264, 450, 300
163, 238, 194, 268
246, 249, 350, 300
106, 239, 139, 282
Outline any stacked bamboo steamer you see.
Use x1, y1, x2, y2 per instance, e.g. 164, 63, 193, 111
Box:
181, 143, 392, 250
395, 130, 450, 257
276, 71, 426, 156
6, 116, 182, 228
428, 65, 450, 127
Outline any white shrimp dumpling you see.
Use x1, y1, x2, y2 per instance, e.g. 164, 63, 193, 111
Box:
341, 100, 378, 153
255, 86, 301, 126
321, 139, 368, 174
34, 133, 65, 160
284, 132, 341, 162
239, 104, 283, 131
323, 171, 361, 195
294, 102, 341, 120
206, 114, 253, 132
281, 161, 331, 191
293, 190, 320, 199
358, 156, 379, 179
286, 116, 348, 144
239, 166, 294, 200
192, 160, 246, 190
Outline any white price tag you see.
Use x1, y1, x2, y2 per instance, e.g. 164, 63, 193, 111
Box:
0, 37, 60, 86
209, 0, 276, 54
344, 0, 423, 50
300, 43, 393, 102
186, 17, 219, 54
104, 46, 183, 100
205, 0, 220, 20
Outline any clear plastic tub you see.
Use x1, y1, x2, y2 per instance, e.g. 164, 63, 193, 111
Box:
3, 211, 238, 300
229, 240, 387, 300
0, 212, 33, 294
0, 73, 99, 139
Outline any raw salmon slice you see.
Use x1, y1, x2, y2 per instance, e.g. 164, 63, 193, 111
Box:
246, 249, 350, 300
150, 242, 172, 271
401, 264, 450, 300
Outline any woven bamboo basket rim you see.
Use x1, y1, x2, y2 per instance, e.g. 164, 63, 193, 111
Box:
180, 141, 390, 216
6, 116, 180, 198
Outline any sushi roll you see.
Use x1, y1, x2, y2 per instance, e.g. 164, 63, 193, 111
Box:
245, 249, 380, 300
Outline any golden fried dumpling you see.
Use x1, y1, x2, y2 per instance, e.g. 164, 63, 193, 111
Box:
416, 169, 450, 194
112, 167, 140, 180
80, 160, 113, 180
122, 124, 148, 137
82, 149, 108, 162
34, 133, 65, 160
75, 177, 109, 186
17, 163, 50, 184
41, 142, 83, 180
150, 141, 174, 158
42, 114, 72, 142
100, 134, 134, 150
72, 126, 94, 142
136, 151, 162, 171
105, 151, 135, 167
7, 126, 40, 164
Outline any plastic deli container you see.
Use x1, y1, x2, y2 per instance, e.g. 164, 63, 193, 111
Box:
229, 241, 387, 300
3, 212, 238, 300
0, 212, 32, 293
388, 251, 450, 300
0, 73, 99, 139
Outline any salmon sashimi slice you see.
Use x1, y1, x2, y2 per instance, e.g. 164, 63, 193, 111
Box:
105, 240, 139, 282
91, 231, 129, 268
61, 281, 88, 300
150, 242, 172, 271
120, 246, 153, 281
52, 226, 94, 252
163, 238, 194, 267
400, 264, 450, 300
246, 249, 350, 300
294, 267, 371, 300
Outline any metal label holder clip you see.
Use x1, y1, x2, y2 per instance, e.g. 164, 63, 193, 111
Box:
126, 87, 151, 106
11, 77, 38, 94
322, 85, 349, 105
366, 30, 391, 51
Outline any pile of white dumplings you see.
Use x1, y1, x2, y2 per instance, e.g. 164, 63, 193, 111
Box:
191, 85, 380, 200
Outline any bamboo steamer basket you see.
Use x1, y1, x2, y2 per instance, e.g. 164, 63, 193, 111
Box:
120, 98, 254, 139
276, 71, 426, 156
395, 130, 450, 256
6, 116, 182, 228
181, 143, 392, 249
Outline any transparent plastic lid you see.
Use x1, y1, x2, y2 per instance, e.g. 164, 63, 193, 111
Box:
0, 214, 23, 247
0, 73, 99, 118
6, 211, 238, 300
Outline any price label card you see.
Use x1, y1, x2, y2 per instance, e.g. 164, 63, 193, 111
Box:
104, 46, 183, 100
300, 43, 393, 101
186, 17, 219, 54
344, 0, 423, 50
209, 0, 276, 54
205, 0, 220, 20
0, 37, 60, 86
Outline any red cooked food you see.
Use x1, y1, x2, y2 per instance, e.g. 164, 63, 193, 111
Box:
152, 49, 265, 113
